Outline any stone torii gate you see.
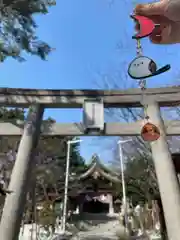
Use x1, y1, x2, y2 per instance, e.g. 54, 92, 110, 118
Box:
0, 87, 180, 240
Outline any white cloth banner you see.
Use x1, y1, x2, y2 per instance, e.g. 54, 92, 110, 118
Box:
84, 194, 110, 204
95, 195, 110, 204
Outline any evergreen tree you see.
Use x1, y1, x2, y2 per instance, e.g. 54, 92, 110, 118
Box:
0, 108, 86, 217
0, 0, 56, 61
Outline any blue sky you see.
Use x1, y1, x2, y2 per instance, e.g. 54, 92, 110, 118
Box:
1, 0, 180, 163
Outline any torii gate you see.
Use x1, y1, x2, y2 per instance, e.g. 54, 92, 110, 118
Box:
0, 87, 180, 240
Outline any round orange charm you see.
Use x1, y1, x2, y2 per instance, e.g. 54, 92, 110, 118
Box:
141, 122, 160, 142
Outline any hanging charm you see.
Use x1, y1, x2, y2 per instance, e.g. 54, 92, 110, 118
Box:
141, 107, 161, 142
127, 14, 167, 142
128, 56, 170, 80
128, 15, 170, 80
141, 122, 160, 142
131, 15, 155, 39
139, 81, 161, 142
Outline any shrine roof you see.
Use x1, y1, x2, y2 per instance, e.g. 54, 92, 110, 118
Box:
78, 154, 121, 183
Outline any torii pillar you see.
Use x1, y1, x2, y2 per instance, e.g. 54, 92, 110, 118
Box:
0, 105, 44, 240
147, 101, 180, 240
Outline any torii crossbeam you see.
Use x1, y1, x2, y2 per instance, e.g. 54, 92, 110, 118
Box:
0, 87, 180, 240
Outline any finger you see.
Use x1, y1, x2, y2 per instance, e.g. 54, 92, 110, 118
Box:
150, 34, 162, 44
153, 25, 164, 36
150, 34, 173, 44
149, 25, 163, 44
145, 15, 170, 24
150, 24, 173, 44
143, 15, 173, 44
134, 2, 166, 16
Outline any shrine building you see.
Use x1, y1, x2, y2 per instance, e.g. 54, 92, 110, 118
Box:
59, 154, 122, 215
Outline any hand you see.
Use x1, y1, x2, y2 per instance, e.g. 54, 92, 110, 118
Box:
134, 0, 180, 44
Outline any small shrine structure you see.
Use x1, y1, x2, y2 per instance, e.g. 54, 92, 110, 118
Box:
65, 154, 122, 215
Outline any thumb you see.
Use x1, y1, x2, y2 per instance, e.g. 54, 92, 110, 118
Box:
135, 2, 166, 16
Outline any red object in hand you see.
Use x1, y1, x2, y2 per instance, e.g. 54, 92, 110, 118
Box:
131, 15, 155, 39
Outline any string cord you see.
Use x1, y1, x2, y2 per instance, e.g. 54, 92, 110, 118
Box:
139, 80, 149, 120
136, 39, 143, 56
136, 39, 149, 120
